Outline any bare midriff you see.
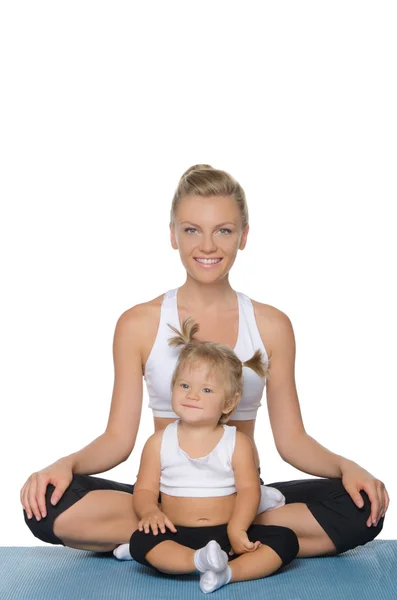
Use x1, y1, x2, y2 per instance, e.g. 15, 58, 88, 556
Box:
160, 492, 237, 527
153, 416, 258, 526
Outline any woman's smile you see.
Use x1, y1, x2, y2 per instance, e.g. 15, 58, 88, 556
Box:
194, 257, 224, 268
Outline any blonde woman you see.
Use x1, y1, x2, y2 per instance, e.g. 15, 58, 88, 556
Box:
22, 164, 388, 559
119, 318, 298, 594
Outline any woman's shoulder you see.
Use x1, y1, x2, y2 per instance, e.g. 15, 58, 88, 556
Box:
249, 297, 295, 355
117, 291, 167, 327
112, 292, 169, 352
249, 296, 291, 325
112, 292, 171, 368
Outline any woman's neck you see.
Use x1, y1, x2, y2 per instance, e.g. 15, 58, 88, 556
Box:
178, 275, 236, 310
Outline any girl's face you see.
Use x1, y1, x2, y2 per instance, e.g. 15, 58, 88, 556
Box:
172, 362, 236, 425
170, 195, 249, 283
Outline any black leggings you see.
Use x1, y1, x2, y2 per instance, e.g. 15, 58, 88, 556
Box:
23, 473, 384, 555
129, 523, 299, 571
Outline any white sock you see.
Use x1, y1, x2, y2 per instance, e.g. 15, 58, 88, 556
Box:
199, 565, 232, 594
194, 540, 229, 573
113, 543, 134, 561
257, 485, 286, 514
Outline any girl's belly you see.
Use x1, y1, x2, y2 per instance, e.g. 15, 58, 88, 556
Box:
160, 492, 237, 527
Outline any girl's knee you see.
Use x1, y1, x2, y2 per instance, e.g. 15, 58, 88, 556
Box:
250, 524, 299, 567
129, 530, 152, 565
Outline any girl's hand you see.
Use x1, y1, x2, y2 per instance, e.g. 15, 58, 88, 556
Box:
227, 528, 262, 556
20, 458, 74, 521
341, 460, 390, 527
138, 509, 177, 535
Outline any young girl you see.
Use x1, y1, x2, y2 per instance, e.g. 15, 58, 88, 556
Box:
117, 317, 299, 594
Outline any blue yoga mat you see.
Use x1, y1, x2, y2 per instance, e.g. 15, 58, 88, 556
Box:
1, 540, 396, 599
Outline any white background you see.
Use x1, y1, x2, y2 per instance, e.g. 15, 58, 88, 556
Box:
1, 1, 396, 546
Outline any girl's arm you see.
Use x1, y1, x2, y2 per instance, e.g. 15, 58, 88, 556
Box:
228, 432, 261, 535
62, 307, 145, 475
133, 432, 177, 534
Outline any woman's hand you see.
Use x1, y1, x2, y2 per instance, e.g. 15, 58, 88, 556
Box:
341, 460, 390, 527
138, 509, 177, 535
227, 527, 262, 556
20, 458, 74, 521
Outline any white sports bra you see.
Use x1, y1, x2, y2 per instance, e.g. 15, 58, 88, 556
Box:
159, 419, 287, 513
160, 419, 237, 497
144, 288, 269, 421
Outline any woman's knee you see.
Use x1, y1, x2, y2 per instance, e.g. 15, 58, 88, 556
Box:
24, 473, 137, 545
312, 484, 385, 555
354, 490, 385, 544
23, 482, 67, 545
340, 487, 385, 547
23, 474, 90, 545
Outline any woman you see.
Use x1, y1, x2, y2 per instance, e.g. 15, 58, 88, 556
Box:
21, 164, 389, 557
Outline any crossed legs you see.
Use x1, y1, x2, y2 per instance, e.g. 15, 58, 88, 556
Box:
53, 490, 139, 552
52, 490, 336, 558
28, 475, 383, 558
144, 539, 283, 580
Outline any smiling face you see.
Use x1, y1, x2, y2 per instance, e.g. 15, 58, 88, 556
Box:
170, 195, 249, 283
172, 361, 236, 425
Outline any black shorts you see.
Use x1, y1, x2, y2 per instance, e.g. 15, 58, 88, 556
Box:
129, 523, 299, 571
23, 471, 384, 555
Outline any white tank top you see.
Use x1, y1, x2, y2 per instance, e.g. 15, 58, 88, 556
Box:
160, 419, 237, 497
144, 288, 269, 421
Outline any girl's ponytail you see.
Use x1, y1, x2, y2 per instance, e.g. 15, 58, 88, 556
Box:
167, 317, 199, 348
167, 317, 270, 424
243, 349, 271, 380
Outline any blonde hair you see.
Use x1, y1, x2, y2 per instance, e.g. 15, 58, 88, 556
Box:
168, 317, 270, 424
170, 164, 249, 230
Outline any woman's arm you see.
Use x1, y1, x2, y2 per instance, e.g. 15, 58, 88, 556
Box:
260, 306, 389, 526
265, 313, 390, 523
21, 305, 147, 518
61, 307, 145, 475
258, 305, 346, 477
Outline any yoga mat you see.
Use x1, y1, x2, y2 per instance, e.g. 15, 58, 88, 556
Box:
1, 540, 396, 599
